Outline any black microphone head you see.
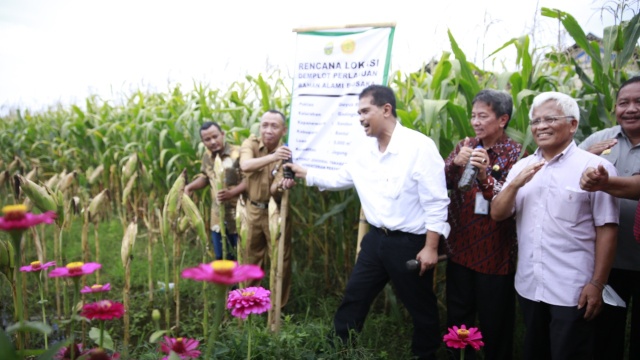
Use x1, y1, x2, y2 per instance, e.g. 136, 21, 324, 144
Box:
406, 259, 420, 271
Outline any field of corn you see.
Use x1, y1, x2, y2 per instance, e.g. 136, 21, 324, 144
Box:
0, 7, 638, 360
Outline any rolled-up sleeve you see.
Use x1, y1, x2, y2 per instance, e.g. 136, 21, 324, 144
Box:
416, 141, 451, 238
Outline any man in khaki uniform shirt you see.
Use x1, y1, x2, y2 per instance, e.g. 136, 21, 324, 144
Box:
185, 121, 245, 260
240, 110, 293, 306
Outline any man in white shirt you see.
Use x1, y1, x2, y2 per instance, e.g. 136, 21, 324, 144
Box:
285, 85, 450, 360
491, 92, 619, 359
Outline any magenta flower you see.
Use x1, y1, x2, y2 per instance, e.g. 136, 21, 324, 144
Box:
227, 286, 271, 319
160, 336, 201, 360
49, 262, 102, 278
54, 342, 86, 359
81, 300, 125, 321
443, 324, 484, 351
0, 205, 56, 231
20, 260, 56, 272
81, 283, 111, 294
181, 260, 264, 285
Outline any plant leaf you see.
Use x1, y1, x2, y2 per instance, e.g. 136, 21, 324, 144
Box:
5, 321, 52, 335
149, 330, 169, 343
89, 326, 115, 351
0, 329, 20, 360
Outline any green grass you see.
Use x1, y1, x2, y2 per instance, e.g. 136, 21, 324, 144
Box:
0, 217, 434, 359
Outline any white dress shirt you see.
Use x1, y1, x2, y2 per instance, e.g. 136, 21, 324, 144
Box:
502, 141, 620, 306
306, 123, 451, 237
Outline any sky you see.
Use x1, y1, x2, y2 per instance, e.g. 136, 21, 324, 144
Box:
0, 0, 627, 113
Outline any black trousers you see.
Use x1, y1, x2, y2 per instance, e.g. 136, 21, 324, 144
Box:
333, 227, 440, 359
594, 268, 640, 360
445, 261, 515, 360
518, 295, 595, 360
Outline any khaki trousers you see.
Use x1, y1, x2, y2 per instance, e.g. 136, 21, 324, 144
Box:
244, 202, 292, 307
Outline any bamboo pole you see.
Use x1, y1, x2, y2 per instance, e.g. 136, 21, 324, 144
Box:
272, 190, 289, 332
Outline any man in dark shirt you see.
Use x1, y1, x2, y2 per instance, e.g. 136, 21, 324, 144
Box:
444, 89, 522, 360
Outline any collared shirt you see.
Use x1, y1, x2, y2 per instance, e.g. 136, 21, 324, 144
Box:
239, 135, 284, 204
444, 134, 522, 275
306, 123, 450, 237
579, 125, 640, 271
503, 141, 619, 306
201, 143, 241, 233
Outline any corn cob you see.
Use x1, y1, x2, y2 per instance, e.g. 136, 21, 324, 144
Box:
88, 189, 110, 223
176, 216, 190, 235
0, 170, 9, 188
57, 171, 77, 192
54, 188, 65, 227
44, 174, 60, 190
121, 173, 138, 207
163, 169, 186, 230
88, 165, 104, 185
8, 156, 25, 173
181, 193, 209, 248
122, 153, 138, 183
121, 221, 138, 267
25, 167, 38, 182
15, 175, 57, 213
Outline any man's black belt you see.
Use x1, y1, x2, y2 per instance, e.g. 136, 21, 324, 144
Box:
372, 225, 404, 236
249, 200, 268, 210
371, 225, 424, 237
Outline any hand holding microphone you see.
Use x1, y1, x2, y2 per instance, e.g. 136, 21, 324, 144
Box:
406, 255, 447, 272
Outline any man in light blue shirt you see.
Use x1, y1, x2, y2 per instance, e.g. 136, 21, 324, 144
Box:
492, 92, 619, 360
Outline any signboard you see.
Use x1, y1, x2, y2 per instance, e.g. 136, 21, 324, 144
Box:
289, 25, 395, 171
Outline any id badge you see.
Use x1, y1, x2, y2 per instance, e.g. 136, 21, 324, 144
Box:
474, 193, 489, 215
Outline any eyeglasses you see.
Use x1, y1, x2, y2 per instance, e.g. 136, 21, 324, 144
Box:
529, 115, 574, 127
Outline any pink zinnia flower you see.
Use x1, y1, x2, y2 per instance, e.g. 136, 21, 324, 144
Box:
81, 283, 111, 294
443, 324, 484, 350
20, 260, 56, 272
181, 260, 263, 285
81, 300, 125, 321
160, 336, 201, 360
49, 262, 102, 278
227, 286, 271, 319
0, 205, 55, 231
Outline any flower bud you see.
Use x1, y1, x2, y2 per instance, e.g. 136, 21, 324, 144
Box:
152, 309, 161, 322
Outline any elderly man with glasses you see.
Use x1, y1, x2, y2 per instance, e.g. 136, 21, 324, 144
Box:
491, 92, 620, 360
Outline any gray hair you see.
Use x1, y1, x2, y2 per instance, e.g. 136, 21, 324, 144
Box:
529, 92, 580, 122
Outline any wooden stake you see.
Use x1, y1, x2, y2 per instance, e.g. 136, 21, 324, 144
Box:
272, 190, 289, 332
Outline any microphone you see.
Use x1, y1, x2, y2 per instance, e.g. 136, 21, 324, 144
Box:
406, 259, 420, 271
